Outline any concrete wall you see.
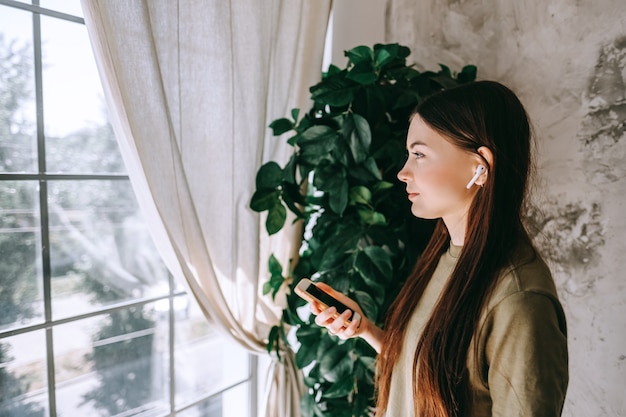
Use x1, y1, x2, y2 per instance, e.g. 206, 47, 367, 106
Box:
327, 0, 385, 68
384, 1, 626, 415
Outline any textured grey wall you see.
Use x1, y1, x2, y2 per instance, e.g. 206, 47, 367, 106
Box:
385, 1, 626, 415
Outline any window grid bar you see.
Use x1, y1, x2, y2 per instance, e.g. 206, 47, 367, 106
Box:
168, 274, 177, 415
0, 289, 187, 339
175, 377, 252, 415
0, 173, 131, 181
0, 0, 85, 24
249, 354, 259, 417
31, 1, 58, 414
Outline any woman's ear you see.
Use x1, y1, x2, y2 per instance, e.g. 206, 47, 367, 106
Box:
476, 146, 494, 168
475, 146, 494, 186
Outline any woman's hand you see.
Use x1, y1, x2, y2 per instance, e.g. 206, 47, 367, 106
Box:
310, 282, 383, 353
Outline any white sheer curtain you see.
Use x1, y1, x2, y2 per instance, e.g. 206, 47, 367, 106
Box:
80, 1, 331, 416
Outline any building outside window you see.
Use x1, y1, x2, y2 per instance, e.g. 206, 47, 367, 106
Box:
0, 1, 254, 416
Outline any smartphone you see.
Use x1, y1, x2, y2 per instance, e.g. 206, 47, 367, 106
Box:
295, 278, 353, 324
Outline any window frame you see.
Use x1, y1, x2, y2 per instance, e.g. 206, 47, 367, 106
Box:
0, 1, 257, 416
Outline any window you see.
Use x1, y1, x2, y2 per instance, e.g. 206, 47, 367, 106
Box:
0, 1, 254, 416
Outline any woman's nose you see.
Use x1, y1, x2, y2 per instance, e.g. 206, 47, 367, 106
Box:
397, 161, 409, 183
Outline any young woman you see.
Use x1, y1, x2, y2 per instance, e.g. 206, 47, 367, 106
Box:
311, 80, 569, 417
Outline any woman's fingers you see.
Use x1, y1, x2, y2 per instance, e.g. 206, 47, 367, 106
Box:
310, 302, 322, 315
304, 281, 365, 340
336, 311, 362, 340
314, 307, 362, 339
314, 306, 339, 327
327, 309, 352, 333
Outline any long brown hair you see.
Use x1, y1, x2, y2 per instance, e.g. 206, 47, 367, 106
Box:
375, 81, 534, 416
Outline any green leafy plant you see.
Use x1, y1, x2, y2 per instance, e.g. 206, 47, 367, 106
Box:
251, 43, 476, 417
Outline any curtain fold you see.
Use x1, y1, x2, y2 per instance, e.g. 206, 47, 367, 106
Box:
80, 1, 331, 416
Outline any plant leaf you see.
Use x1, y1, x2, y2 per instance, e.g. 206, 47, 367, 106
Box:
364, 85, 385, 121
310, 77, 356, 107
287, 133, 300, 146
281, 182, 305, 218
349, 186, 372, 206
375, 43, 398, 67
363, 246, 393, 279
348, 114, 371, 163
363, 278, 386, 305
372, 180, 394, 193
358, 355, 377, 374
313, 162, 345, 191
356, 207, 387, 226
352, 387, 373, 417
299, 125, 339, 166
322, 374, 354, 399
345, 45, 373, 65
266, 202, 286, 235
266, 325, 280, 357
457, 64, 477, 83
329, 179, 348, 215
268, 253, 282, 275
250, 189, 280, 212
313, 163, 348, 215
319, 344, 353, 383
331, 134, 351, 167
300, 391, 316, 417
355, 246, 393, 285
362, 157, 382, 180
439, 63, 452, 76
256, 161, 283, 189
295, 325, 323, 368
353, 290, 378, 321
283, 295, 305, 326
269, 117, 294, 136
397, 44, 411, 58
346, 60, 378, 85
392, 91, 419, 110
324, 64, 342, 77
263, 269, 285, 298
296, 339, 318, 369
431, 74, 458, 89
283, 153, 297, 184
317, 225, 362, 271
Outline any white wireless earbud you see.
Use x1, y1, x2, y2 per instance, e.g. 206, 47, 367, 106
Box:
466, 165, 486, 189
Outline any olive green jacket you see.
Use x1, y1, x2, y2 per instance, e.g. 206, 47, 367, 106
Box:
385, 242, 568, 416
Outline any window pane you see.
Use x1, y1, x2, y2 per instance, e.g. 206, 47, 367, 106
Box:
177, 383, 249, 417
0, 331, 48, 416
178, 396, 223, 417
40, 16, 124, 174
221, 383, 250, 417
0, 3, 255, 416
0, 181, 44, 331
40, 0, 84, 17
48, 180, 169, 319
175, 297, 249, 406
54, 302, 170, 416
0, 7, 37, 173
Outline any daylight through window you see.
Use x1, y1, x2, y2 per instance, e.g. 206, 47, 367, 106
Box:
0, 1, 253, 416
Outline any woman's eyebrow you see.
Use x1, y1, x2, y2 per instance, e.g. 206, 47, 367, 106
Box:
407, 140, 427, 149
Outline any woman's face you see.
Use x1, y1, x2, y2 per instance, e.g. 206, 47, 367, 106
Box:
397, 115, 480, 224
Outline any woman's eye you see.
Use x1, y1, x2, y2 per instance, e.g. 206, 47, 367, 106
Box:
411, 152, 424, 159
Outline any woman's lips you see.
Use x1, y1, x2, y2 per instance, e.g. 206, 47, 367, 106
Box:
407, 192, 419, 199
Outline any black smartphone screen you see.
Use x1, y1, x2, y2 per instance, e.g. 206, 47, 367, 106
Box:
306, 283, 350, 314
